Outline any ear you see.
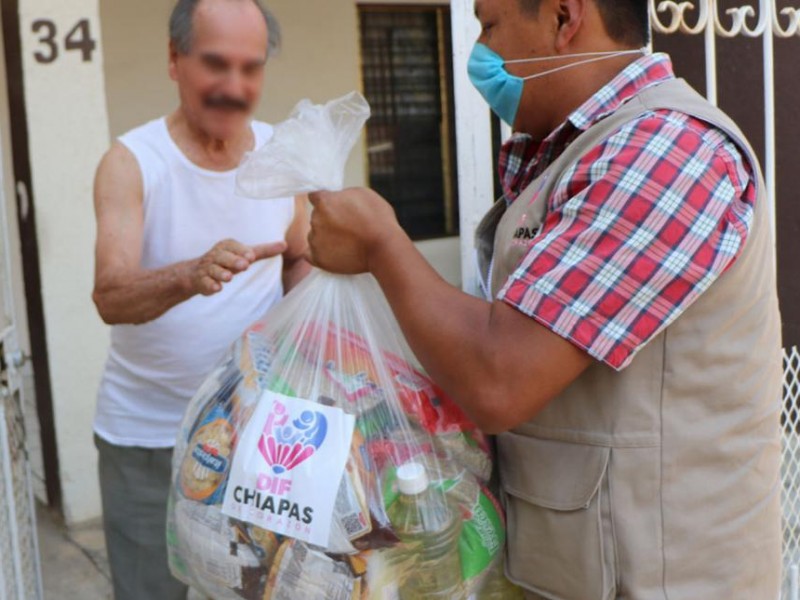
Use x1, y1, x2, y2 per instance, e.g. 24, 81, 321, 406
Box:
554, 0, 586, 51
168, 40, 179, 82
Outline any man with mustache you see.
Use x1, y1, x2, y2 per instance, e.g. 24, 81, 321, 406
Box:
90, 1, 309, 597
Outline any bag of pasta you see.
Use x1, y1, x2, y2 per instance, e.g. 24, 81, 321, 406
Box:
167, 92, 521, 599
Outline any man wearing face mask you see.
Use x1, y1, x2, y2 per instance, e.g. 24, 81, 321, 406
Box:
91, 0, 311, 597
308, 0, 781, 598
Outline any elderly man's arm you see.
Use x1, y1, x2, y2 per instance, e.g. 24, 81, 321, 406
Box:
92, 143, 286, 325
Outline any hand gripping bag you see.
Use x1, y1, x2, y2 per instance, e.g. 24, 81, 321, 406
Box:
167, 92, 522, 599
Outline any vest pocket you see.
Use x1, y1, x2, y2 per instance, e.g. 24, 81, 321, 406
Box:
497, 432, 616, 600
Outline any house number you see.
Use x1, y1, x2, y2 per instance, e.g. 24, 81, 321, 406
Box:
31, 18, 97, 64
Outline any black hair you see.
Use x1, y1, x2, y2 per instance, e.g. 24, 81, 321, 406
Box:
518, 0, 650, 47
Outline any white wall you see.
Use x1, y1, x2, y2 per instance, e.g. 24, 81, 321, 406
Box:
18, 0, 110, 524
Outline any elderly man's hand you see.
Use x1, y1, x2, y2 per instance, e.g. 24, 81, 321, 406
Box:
308, 188, 404, 274
191, 238, 287, 295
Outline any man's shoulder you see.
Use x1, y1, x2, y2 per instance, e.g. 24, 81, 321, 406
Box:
107, 117, 171, 191
119, 117, 167, 147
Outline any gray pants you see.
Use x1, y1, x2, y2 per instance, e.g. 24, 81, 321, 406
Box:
95, 435, 188, 600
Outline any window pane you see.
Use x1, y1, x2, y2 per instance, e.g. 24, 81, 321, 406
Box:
359, 7, 459, 240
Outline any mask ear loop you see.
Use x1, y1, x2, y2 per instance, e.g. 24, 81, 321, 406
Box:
504, 48, 645, 65
509, 49, 646, 81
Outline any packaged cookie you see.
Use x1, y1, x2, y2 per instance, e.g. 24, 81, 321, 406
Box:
179, 399, 236, 505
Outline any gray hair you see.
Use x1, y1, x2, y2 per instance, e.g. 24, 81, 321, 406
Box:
169, 0, 281, 57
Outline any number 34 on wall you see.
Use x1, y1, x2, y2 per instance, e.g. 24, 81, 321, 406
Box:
31, 19, 97, 64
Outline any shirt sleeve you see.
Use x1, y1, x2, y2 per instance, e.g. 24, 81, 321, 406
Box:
497, 111, 757, 370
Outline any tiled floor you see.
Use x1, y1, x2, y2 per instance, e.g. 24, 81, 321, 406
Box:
36, 504, 209, 600
37, 503, 112, 600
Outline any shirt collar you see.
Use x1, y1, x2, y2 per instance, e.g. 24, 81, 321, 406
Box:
568, 51, 675, 131
498, 52, 675, 204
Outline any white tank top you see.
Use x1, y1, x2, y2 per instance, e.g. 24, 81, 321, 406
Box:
94, 117, 295, 447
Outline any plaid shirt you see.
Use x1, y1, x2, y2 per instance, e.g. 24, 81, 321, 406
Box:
497, 53, 756, 370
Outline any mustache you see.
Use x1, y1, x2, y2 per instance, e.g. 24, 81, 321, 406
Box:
203, 95, 250, 112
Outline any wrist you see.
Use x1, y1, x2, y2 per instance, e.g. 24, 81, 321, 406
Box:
177, 259, 198, 298
366, 225, 409, 275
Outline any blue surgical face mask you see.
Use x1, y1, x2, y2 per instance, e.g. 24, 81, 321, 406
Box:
468, 43, 646, 127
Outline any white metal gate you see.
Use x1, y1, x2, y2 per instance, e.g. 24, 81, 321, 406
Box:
0, 119, 42, 600
648, 0, 800, 257
0, 344, 42, 600
783, 346, 800, 599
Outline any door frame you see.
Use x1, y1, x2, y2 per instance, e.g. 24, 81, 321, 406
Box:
1, 0, 61, 511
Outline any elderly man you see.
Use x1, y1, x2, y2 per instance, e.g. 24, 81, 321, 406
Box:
308, 0, 782, 598
91, 1, 309, 597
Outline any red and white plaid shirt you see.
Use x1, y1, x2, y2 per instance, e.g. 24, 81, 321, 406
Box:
496, 52, 756, 370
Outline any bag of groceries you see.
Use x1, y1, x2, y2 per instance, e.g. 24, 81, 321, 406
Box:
167, 92, 522, 599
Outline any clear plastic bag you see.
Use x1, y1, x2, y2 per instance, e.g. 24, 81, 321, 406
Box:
167, 92, 520, 599
236, 91, 370, 199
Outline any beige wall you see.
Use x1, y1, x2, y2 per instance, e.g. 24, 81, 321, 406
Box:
99, 0, 175, 137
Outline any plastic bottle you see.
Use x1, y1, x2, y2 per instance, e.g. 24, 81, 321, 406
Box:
386, 461, 463, 599
476, 558, 525, 599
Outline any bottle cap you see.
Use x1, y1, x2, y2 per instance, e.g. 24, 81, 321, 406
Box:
396, 462, 429, 495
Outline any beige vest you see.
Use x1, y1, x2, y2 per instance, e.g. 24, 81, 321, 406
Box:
477, 79, 782, 599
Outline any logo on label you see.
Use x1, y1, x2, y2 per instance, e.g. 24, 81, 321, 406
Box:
257, 401, 328, 475
191, 442, 227, 473
513, 226, 539, 240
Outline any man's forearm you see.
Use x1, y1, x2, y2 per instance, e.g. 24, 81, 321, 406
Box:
305, 189, 589, 432
367, 234, 506, 430
93, 260, 197, 325
282, 256, 312, 293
